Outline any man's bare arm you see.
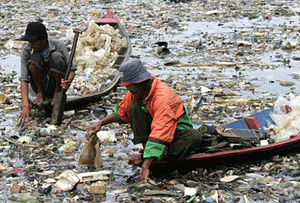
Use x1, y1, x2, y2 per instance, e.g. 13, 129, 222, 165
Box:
19, 81, 31, 125
86, 113, 117, 140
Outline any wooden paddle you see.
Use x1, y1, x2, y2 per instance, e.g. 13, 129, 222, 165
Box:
50, 28, 82, 125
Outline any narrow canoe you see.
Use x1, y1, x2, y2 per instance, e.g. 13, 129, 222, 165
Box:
146, 107, 300, 172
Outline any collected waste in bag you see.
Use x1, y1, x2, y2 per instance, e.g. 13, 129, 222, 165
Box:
78, 135, 102, 169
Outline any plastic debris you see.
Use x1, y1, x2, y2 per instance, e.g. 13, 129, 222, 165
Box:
54, 170, 80, 191
1, 0, 300, 202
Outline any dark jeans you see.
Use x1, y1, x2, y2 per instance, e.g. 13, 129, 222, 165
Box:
28, 51, 67, 99
129, 99, 203, 174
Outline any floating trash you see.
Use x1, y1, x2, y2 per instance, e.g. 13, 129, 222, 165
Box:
1, 0, 300, 202
54, 170, 80, 191
0, 94, 7, 104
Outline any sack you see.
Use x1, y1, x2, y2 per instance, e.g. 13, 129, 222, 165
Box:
78, 136, 102, 169
220, 129, 267, 144
94, 139, 102, 169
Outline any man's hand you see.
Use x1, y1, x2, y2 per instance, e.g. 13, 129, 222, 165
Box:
61, 70, 75, 90
85, 121, 102, 141
140, 158, 155, 183
61, 78, 71, 90
18, 105, 31, 126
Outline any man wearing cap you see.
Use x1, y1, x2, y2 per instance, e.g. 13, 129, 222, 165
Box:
86, 59, 203, 183
19, 22, 76, 125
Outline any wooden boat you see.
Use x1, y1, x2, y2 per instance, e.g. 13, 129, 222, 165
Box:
143, 107, 300, 172
28, 11, 132, 110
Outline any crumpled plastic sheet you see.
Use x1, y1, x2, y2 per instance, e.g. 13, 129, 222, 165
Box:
65, 21, 127, 96
269, 93, 300, 142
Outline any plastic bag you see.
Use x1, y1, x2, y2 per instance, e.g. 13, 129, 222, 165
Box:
94, 139, 102, 169
269, 94, 300, 142
78, 136, 102, 169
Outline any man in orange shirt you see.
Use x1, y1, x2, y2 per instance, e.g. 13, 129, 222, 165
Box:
86, 59, 203, 182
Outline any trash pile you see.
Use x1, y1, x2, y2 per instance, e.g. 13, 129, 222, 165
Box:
72, 22, 127, 72
1, 0, 300, 202
66, 21, 127, 96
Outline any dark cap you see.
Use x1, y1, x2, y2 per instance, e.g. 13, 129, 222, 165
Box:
21, 22, 48, 42
119, 59, 151, 86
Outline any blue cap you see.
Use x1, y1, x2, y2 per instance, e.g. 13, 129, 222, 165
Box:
119, 59, 151, 86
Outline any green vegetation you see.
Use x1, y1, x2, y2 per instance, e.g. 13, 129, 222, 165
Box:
0, 71, 17, 83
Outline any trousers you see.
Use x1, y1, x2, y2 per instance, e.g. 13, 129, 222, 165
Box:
28, 51, 67, 99
129, 99, 203, 174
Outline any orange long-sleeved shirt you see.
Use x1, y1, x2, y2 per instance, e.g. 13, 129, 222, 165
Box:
113, 77, 193, 160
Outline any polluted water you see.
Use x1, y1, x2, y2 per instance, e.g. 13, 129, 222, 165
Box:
1, 0, 300, 202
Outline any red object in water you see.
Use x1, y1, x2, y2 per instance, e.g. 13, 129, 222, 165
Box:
285, 105, 292, 113
207, 170, 225, 178
244, 117, 261, 129
95, 11, 119, 24
267, 13, 272, 20
10, 167, 25, 174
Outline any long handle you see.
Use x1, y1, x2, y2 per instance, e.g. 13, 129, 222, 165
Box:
50, 28, 82, 126
64, 28, 82, 81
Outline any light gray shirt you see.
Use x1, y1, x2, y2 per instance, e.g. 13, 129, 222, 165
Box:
19, 39, 72, 82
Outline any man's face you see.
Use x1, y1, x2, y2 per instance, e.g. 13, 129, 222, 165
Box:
126, 84, 143, 98
29, 39, 46, 51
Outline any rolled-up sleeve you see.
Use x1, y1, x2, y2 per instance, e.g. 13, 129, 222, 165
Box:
143, 141, 168, 161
